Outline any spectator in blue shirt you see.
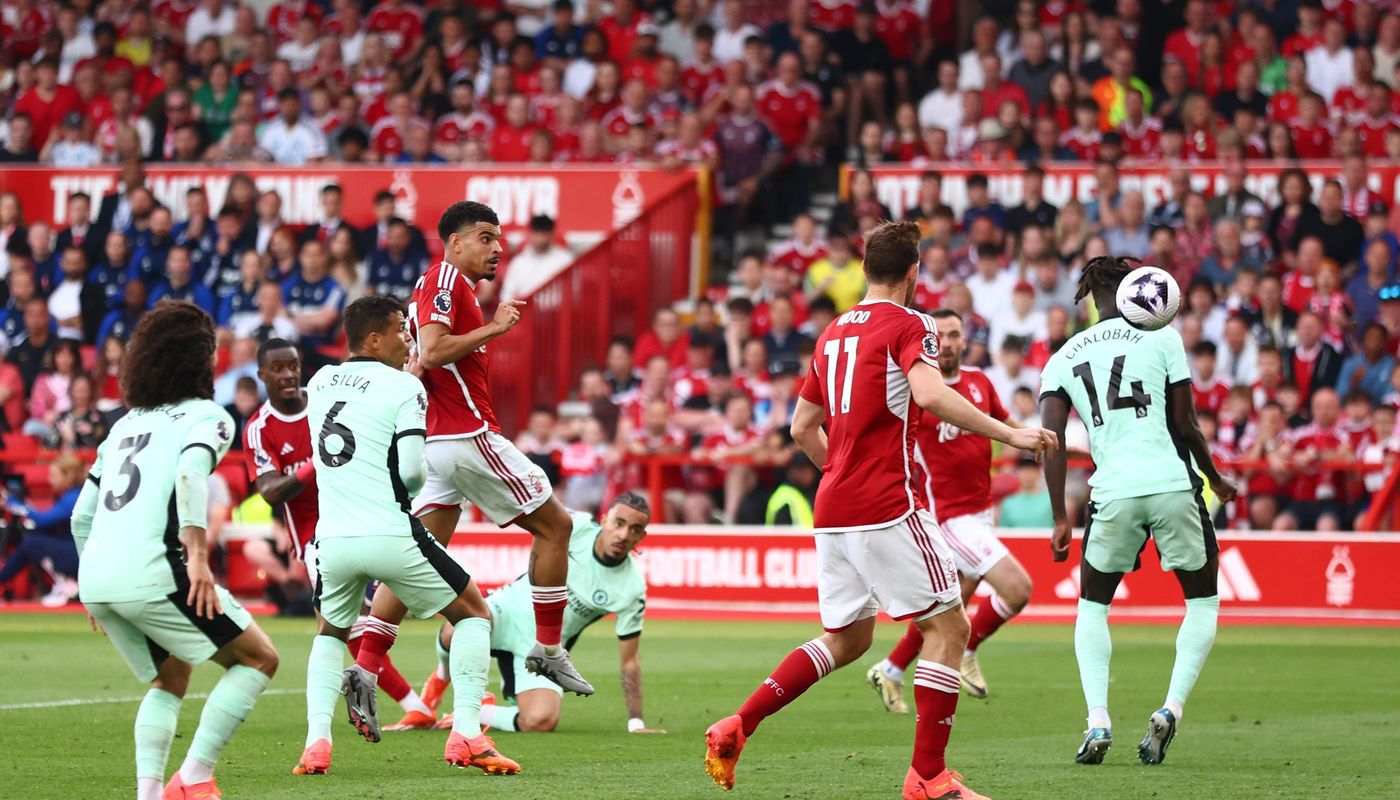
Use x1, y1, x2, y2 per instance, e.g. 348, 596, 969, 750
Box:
217, 250, 264, 330
96, 280, 148, 344
0, 268, 39, 343
1337, 324, 1399, 404
87, 230, 131, 312
1348, 239, 1397, 330
174, 186, 217, 282
0, 455, 86, 606
128, 205, 175, 286
365, 220, 428, 299
535, 0, 585, 60
283, 240, 345, 348
149, 245, 216, 316
204, 207, 250, 302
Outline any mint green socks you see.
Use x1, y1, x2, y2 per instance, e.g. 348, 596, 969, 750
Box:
449, 617, 491, 738
306, 635, 345, 747
1075, 598, 1113, 729
1165, 595, 1220, 721
479, 704, 520, 732
135, 687, 182, 799
180, 665, 270, 784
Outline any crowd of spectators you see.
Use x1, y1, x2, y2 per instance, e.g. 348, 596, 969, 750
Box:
0, 0, 1397, 581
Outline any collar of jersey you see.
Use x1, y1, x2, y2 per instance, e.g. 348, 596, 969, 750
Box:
264, 393, 308, 423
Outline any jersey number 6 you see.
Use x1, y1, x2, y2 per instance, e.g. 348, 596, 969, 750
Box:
1071, 355, 1150, 427
318, 401, 357, 468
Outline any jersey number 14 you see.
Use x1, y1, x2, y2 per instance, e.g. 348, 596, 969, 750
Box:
1071, 355, 1150, 426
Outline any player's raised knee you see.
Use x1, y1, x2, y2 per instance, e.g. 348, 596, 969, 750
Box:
516, 708, 559, 732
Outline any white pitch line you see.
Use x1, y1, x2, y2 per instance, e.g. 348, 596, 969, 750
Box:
0, 687, 304, 711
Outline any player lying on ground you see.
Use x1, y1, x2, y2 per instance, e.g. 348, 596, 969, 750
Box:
71, 300, 280, 800
1039, 256, 1238, 766
242, 339, 435, 739
704, 221, 1059, 800
351, 202, 594, 723
391, 493, 665, 734
870, 309, 1036, 709
294, 296, 518, 776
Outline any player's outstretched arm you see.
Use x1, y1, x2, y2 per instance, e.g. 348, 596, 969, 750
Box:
1039, 391, 1073, 562
417, 300, 524, 370
619, 637, 664, 734
254, 461, 315, 506
790, 397, 829, 467
909, 363, 1059, 456
1167, 381, 1239, 503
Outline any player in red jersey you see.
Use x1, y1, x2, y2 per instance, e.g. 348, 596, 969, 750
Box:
349, 202, 594, 738
242, 341, 434, 776
704, 222, 1057, 800
867, 310, 1036, 712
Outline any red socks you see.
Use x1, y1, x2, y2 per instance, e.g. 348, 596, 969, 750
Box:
348, 620, 411, 702
736, 640, 834, 737
354, 616, 397, 677
967, 594, 1016, 653
375, 658, 411, 702
912, 660, 961, 779
531, 586, 568, 647
888, 622, 924, 670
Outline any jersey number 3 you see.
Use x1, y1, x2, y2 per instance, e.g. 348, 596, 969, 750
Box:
103, 433, 151, 511
1071, 355, 1150, 426
318, 401, 357, 467
822, 336, 859, 416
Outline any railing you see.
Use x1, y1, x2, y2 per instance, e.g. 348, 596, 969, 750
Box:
488, 179, 702, 434
621, 452, 1396, 530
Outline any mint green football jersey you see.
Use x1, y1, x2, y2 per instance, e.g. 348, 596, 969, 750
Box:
488, 512, 647, 653
306, 357, 427, 540
79, 399, 235, 603
1039, 317, 1200, 502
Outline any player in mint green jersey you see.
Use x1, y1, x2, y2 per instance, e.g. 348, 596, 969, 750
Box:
71, 301, 281, 800
416, 493, 665, 735
1039, 256, 1238, 767
294, 295, 519, 778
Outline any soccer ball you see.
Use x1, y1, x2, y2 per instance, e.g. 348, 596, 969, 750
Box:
1115, 266, 1181, 331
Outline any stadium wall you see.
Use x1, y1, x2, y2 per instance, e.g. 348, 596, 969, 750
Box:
852, 160, 1399, 218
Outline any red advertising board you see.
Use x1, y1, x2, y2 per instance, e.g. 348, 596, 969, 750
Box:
857, 161, 1397, 221
0, 166, 698, 249
449, 526, 1400, 627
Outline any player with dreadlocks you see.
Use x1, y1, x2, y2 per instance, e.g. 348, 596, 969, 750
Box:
1039, 255, 1238, 766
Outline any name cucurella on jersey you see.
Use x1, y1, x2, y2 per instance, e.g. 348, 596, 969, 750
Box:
1060, 326, 1145, 361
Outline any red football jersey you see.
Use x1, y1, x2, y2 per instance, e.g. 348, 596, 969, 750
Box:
1191, 377, 1231, 415
1058, 128, 1101, 162
1267, 90, 1301, 123
873, 1, 920, 62
756, 80, 822, 150
1117, 118, 1162, 159
810, 0, 857, 31
798, 300, 940, 531
681, 61, 725, 105
1291, 122, 1334, 159
366, 1, 423, 58
267, 1, 323, 43
1356, 116, 1398, 158
1286, 422, 1346, 501
913, 367, 1007, 522
244, 402, 318, 559
410, 262, 500, 438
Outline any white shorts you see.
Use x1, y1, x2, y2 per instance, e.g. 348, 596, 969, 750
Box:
940, 508, 1010, 579
302, 541, 319, 590
815, 509, 962, 632
411, 431, 552, 526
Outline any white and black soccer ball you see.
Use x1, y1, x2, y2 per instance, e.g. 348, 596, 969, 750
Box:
1116, 266, 1181, 331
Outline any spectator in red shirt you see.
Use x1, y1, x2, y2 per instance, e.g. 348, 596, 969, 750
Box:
1191, 341, 1232, 414
489, 94, 539, 162
1283, 2, 1326, 58
1275, 387, 1350, 531
13, 58, 80, 150
692, 392, 763, 524
366, 0, 424, 62
755, 52, 822, 155
1164, 0, 1212, 87
633, 307, 690, 370
598, 0, 646, 65
979, 53, 1031, 120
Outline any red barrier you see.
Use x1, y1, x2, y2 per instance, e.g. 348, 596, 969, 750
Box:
0, 165, 698, 249
852, 161, 1397, 221
448, 526, 1400, 627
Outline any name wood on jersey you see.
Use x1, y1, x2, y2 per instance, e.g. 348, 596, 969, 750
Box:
1061, 326, 1145, 361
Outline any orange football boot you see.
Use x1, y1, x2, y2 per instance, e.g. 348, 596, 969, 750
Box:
902, 767, 991, 800
420, 671, 449, 714
385, 710, 437, 731
443, 731, 521, 775
291, 739, 331, 775
703, 714, 748, 791
161, 773, 221, 799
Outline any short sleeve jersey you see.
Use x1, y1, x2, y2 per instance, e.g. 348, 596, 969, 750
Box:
1039, 317, 1198, 502
243, 399, 318, 559
488, 512, 647, 653
798, 299, 941, 532
915, 367, 1008, 522
306, 358, 427, 539
79, 399, 235, 603
410, 262, 500, 439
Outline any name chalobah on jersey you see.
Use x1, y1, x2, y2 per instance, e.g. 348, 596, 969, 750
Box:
1059, 325, 1146, 361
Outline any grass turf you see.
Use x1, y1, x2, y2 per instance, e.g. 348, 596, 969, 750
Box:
2, 614, 1398, 799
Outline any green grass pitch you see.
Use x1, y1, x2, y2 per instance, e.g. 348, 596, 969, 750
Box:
2, 614, 1398, 799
